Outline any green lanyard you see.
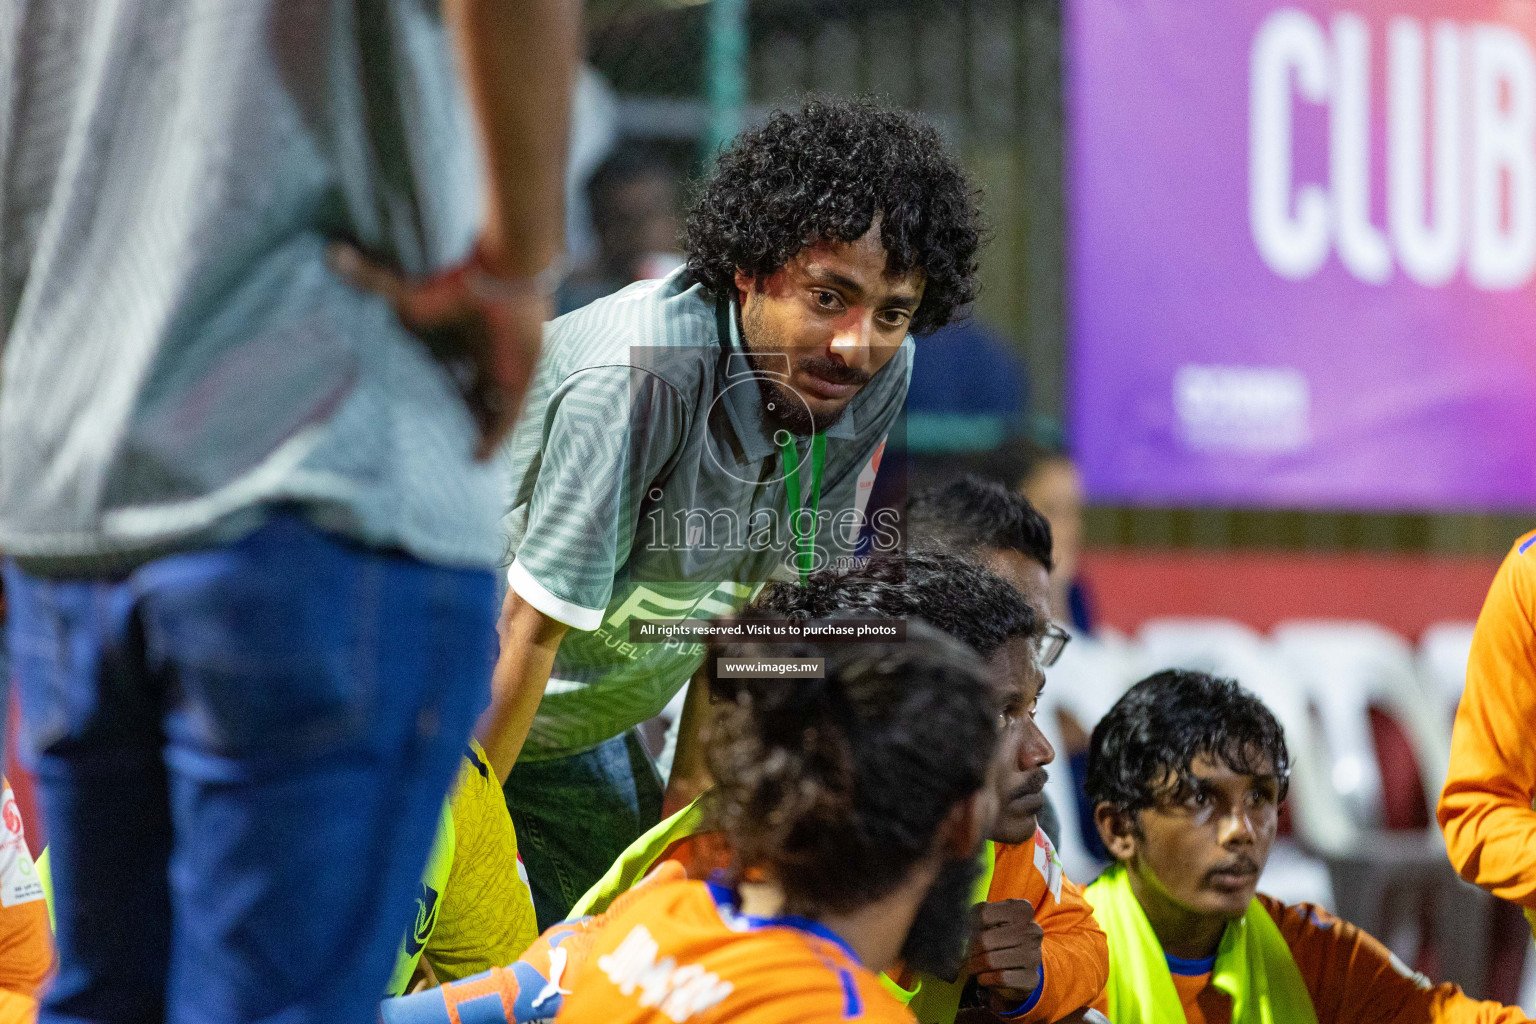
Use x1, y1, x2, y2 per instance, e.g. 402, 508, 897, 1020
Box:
780, 432, 827, 584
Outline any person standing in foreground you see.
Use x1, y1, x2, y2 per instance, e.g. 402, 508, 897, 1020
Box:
482, 97, 985, 927
1438, 530, 1536, 934
1086, 670, 1529, 1024
381, 625, 1005, 1024
0, 1, 576, 1020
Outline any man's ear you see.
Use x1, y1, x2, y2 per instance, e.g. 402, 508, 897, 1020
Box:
938, 788, 996, 860
733, 269, 753, 306
1094, 801, 1138, 862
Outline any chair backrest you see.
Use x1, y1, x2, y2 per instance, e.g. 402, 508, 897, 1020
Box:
1272, 620, 1450, 839
1418, 621, 1476, 717
1134, 618, 1357, 857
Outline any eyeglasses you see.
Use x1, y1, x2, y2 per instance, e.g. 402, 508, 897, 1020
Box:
1038, 624, 1071, 668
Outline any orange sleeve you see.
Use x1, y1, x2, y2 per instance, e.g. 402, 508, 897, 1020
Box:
988, 832, 1109, 1023
0, 899, 49, 999
1266, 896, 1530, 1024
1438, 534, 1536, 907
518, 860, 690, 992
0, 782, 51, 998
0, 990, 34, 1024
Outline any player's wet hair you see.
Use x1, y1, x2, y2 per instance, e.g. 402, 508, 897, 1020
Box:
1086, 669, 1292, 818
685, 96, 985, 335
705, 623, 999, 916
752, 550, 1041, 658
906, 474, 1055, 571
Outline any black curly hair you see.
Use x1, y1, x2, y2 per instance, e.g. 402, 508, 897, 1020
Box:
685, 97, 984, 335
1086, 669, 1292, 819
907, 474, 1055, 572
751, 550, 1041, 659
705, 623, 999, 916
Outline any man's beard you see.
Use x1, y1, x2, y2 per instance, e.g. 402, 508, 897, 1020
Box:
738, 302, 865, 437
753, 371, 821, 436
898, 852, 986, 981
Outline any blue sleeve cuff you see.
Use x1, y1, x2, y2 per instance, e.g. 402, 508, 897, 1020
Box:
995, 964, 1045, 1019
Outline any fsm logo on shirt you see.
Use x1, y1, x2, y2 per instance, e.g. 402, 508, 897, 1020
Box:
598, 924, 734, 1022
605, 582, 759, 630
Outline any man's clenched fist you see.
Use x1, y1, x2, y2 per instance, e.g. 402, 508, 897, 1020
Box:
962, 898, 1045, 1011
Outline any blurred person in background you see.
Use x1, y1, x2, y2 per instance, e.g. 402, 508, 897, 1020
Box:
381, 626, 1005, 1024
1012, 439, 1094, 637
557, 141, 686, 314
1439, 529, 1536, 937
901, 320, 1032, 493
481, 97, 983, 929
1087, 670, 1530, 1024
566, 552, 1108, 1024
0, 0, 575, 1019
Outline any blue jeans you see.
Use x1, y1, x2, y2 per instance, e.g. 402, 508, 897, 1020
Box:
504, 731, 663, 930
6, 513, 495, 1024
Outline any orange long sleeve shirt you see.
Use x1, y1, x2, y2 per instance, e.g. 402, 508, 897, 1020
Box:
980, 831, 1109, 1023
1438, 531, 1536, 908
1091, 896, 1529, 1024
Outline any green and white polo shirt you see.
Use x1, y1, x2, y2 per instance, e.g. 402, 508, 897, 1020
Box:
500, 270, 911, 761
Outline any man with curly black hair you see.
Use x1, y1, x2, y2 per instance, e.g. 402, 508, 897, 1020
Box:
482, 97, 985, 929
1084, 670, 1529, 1024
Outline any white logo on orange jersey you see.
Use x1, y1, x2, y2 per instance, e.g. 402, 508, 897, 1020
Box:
598, 924, 734, 1022
0, 786, 42, 908
1033, 830, 1064, 904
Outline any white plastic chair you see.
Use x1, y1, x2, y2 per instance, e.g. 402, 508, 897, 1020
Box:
1419, 621, 1476, 718
1271, 619, 1492, 992
1259, 840, 1336, 911
1271, 620, 1450, 831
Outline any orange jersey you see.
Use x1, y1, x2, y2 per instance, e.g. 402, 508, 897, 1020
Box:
559, 871, 911, 1024
0, 780, 50, 1001
385, 862, 910, 1024
1091, 895, 1530, 1024
1439, 531, 1536, 908
664, 826, 1106, 1023
983, 831, 1109, 1022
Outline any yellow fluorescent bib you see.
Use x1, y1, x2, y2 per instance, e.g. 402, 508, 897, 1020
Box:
569, 797, 709, 919
1084, 863, 1319, 1024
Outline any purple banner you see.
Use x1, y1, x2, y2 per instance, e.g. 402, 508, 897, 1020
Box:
1068, 0, 1536, 510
